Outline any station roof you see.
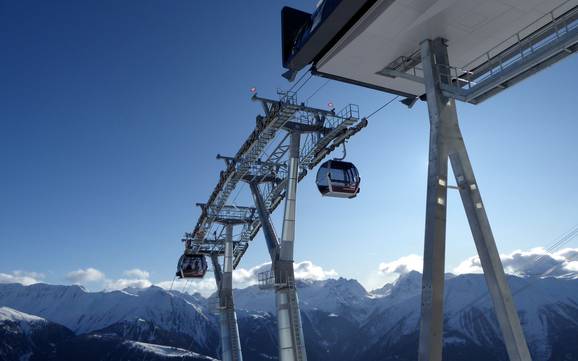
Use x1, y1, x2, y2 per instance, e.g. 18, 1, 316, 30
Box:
314, 0, 577, 97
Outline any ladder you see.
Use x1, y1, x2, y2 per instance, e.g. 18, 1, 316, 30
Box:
227, 305, 242, 361
287, 285, 306, 361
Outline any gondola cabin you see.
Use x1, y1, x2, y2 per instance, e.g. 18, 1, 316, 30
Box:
176, 253, 208, 279
316, 160, 360, 198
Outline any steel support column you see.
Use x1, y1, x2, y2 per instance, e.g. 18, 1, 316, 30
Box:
276, 131, 307, 361
249, 132, 307, 361
418, 38, 532, 361
249, 182, 279, 260
418, 37, 451, 361
213, 224, 243, 361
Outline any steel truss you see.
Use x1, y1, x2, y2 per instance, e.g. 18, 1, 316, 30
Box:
183, 91, 363, 267
179, 90, 364, 361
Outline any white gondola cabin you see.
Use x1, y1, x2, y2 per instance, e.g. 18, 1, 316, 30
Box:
176, 252, 208, 279
316, 160, 360, 198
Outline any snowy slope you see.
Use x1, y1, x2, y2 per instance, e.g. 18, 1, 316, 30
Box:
127, 341, 218, 360
234, 278, 371, 316
357, 273, 578, 361
0, 307, 73, 361
0, 284, 216, 348
0, 306, 46, 334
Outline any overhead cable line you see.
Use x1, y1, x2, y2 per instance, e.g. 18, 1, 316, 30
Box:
305, 79, 331, 104
293, 72, 313, 94
287, 68, 312, 93
366, 95, 400, 119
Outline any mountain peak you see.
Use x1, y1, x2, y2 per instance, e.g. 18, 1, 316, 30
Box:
0, 306, 46, 323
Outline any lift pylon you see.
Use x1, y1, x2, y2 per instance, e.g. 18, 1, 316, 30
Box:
249, 131, 308, 361
211, 223, 243, 361
418, 37, 532, 361
180, 90, 365, 361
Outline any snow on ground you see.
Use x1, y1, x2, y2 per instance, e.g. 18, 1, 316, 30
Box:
126, 341, 217, 360
0, 307, 46, 334
0, 307, 45, 323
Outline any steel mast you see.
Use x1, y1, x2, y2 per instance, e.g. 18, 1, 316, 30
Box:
250, 131, 307, 361
418, 37, 532, 361
211, 217, 250, 361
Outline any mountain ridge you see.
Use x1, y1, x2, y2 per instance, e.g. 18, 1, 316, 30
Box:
1, 273, 578, 360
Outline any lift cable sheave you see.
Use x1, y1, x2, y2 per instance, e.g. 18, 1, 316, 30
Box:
182, 90, 365, 268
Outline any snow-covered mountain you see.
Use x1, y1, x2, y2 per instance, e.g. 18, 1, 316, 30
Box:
0, 307, 72, 361
351, 272, 578, 361
0, 283, 220, 360
0, 283, 217, 353
1, 273, 578, 361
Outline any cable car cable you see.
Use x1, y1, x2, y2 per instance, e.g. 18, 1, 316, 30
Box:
305, 79, 331, 104
287, 67, 313, 92
293, 72, 313, 94
365, 95, 400, 119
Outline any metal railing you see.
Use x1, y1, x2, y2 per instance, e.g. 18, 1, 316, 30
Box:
438, 3, 578, 103
257, 269, 296, 289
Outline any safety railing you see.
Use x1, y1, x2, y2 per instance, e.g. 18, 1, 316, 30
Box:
438, 3, 578, 103
257, 269, 296, 289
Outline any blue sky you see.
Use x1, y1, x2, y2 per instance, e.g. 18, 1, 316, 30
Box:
1, 0, 577, 293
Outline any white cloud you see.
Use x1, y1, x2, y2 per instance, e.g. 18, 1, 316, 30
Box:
0, 271, 44, 286
232, 262, 271, 287
105, 278, 152, 290
154, 260, 338, 297
66, 268, 154, 290
453, 247, 578, 278
232, 260, 338, 288
123, 268, 150, 279
294, 261, 338, 281
379, 254, 423, 275
362, 254, 424, 291
66, 268, 105, 284
103, 268, 153, 291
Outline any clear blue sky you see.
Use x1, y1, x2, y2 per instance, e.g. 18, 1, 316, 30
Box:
1, 0, 577, 291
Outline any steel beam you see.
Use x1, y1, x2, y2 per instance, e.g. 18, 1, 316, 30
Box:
418, 38, 451, 361
418, 38, 532, 361
213, 224, 243, 361
280, 132, 300, 262
249, 133, 307, 361
276, 132, 307, 361
448, 123, 532, 361
250, 182, 279, 260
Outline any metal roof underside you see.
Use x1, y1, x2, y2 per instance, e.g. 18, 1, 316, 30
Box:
315, 0, 578, 97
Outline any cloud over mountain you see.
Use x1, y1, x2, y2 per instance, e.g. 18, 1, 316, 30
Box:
156, 261, 339, 296
66, 268, 105, 284
0, 271, 44, 286
124, 269, 150, 279
232, 261, 337, 287
4, 247, 576, 296
453, 247, 578, 278
379, 254, 423, 276
105, 278, 152, 290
